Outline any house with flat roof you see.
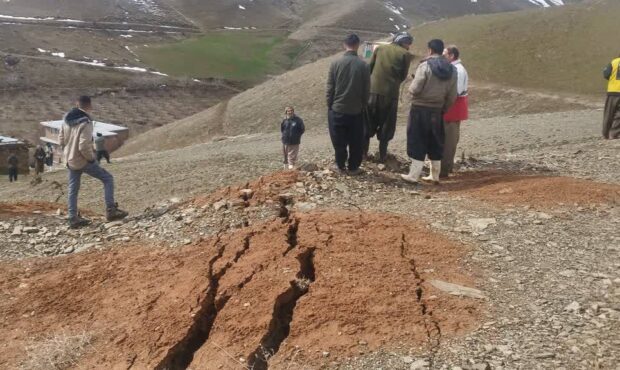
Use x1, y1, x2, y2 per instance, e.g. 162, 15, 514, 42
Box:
40, 121, 129, 163
0, 135, 29, 174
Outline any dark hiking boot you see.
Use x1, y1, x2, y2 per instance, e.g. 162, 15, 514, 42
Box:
106, 204, 128, 222
348, 168, 364, 176
69, 216, 91, 229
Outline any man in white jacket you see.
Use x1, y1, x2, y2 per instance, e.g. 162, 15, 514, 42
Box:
438, 45, 469, 178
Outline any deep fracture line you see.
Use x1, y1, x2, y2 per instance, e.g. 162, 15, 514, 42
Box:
282, 217, 300, 256
246, 248, 316, 370
400, 234, 442, 367
155, 232, 255, 370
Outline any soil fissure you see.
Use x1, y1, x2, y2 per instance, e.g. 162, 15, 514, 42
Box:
400, 234, 442, 366
155, 231, 255, 370
282, 217, 300, 256
247, 248, 316, 370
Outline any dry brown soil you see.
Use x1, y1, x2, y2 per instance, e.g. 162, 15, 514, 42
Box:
0, 210, 480, 369
434, 171, 620, 209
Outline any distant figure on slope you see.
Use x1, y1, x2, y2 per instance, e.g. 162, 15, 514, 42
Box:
401, 39, 457, 185
33, 145, 46, 176
365, 32, 414, 162
45, 142, 54, 171
440, 45, 469, 178
94, 132, 110, 164
602, 53, 620, 139
7, 152, 18, 182
326, 34, 371, 175
281, 106, 305, 170
59, 96, 127, 229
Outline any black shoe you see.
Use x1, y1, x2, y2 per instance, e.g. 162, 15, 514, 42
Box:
347, 168, 364, 176
69, 216, 91, 229
106, 203, 128, 222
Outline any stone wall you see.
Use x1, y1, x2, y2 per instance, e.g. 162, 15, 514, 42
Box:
0, 143, 30, 174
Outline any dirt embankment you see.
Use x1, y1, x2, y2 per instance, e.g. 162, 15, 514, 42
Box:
0, 209, 480, 369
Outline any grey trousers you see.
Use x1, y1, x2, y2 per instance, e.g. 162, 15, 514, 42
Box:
282, 144, 300, 167
441, 121, 460, 177
603, 95, 620, 139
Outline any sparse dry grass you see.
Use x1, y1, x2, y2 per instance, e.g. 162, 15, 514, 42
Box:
20, 331, 94, 370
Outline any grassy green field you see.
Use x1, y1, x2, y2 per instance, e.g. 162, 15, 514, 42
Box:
137, 31, 304, 82
410, 0, 620, 96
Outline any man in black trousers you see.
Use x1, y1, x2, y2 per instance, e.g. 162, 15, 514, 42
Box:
326, 34, 370, 175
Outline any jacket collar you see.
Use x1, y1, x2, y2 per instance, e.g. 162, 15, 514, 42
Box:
344, 50, 358, 56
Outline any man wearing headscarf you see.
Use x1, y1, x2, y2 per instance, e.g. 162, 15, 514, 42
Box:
365, 32, 414, 162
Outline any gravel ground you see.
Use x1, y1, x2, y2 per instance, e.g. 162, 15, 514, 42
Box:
0, 108, 618, 369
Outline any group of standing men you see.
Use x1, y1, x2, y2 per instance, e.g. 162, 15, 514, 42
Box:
326, 32, 468, 183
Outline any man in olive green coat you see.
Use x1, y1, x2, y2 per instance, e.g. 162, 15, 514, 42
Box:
365, 32, 414, 162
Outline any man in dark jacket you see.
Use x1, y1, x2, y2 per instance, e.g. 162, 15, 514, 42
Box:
401, 39, 457, 185
281, 106, 305, 169
365, 32, 414, 162
33, 145, 46, 176
602, 53, 620, 139
7, 152, 18, 182
326, 34, 371, 175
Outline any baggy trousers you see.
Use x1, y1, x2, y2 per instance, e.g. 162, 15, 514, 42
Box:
366, 94, 399, 142
328, 109, 364, 171
441, 121, 461, 177
68, 161, 115, 218
406, 106, 445, 161
8, 168, 17, 182
603, 95, 620, 139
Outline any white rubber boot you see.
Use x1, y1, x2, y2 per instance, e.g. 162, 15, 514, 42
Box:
401, 159, 424, 184
422, 160, 441, 184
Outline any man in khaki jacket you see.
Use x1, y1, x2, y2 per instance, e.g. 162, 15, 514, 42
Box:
58, 96, 127, 228
401, 39, 457, 185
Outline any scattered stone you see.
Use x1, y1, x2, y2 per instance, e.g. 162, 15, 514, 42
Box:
410, 359, 429, 369
564, 301, 581, 313
213, 200, 228, 211
239, 189, 254, 199
377, 164, 386, 171
402, 356, 414, 364
63, 246, 74, 254
22, 227, 40, 234
534, 352, 556, 359
467, 218, 496, 231
322, 351, 330, 358
430, 280, 486, 299
12, 226, 23, 236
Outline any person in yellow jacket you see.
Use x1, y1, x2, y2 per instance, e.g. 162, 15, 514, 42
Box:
602, 54, 620, 139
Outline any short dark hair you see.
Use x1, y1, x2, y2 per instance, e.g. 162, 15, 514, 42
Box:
96, 132, 102, 137
428, 39, 445, 55
344, 34, 361, 47
78, 95, 91, 108
446, 45, 460, 59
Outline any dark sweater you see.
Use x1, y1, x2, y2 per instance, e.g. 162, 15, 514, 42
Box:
281, 115, 305, 145
326, 51, 371, 115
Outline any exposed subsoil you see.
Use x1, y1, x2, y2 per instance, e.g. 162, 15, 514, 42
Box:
433, 171, 620, 209
0, 210, 480, 370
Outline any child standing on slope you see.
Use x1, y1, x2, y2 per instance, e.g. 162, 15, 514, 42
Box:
281, 106, 305, 169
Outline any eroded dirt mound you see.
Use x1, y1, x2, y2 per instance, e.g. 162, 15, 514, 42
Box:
0, 201, 66, 216
0, 210, 480, 369
436, 171, 620, 209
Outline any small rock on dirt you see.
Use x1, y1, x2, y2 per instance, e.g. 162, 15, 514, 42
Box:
410, 359, 429, 369
467, 218, 496, 231
430, 279, 486, 299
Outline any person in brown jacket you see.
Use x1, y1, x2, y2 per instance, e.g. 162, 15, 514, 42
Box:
401, 39, 457, 185
58, 96, 127, 228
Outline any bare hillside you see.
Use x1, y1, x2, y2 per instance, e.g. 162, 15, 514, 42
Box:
118, 0, 605, 156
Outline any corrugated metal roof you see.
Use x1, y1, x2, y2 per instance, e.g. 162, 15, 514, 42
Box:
41, 120, 128, 136
0, 135, 22, 145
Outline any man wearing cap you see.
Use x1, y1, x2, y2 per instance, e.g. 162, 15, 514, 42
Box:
365, 32, 414, 162
602, 53, 620, 139
401, 39, 457, 185
326, 34, 371, 175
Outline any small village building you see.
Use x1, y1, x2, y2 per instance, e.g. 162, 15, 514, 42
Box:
40, 121, 129, 163
0, 135, 29, 174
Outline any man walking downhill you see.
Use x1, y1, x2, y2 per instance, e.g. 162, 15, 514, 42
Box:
94, 132, 110, 164
326, 34, 371, 175
59, 96, 127, 228
33, 145, 46, 177
7, 152, 18, 182
602, 53, 620, 139
401, 39, 457, 185
365, 32, 414, 162
440, 45, 469, 178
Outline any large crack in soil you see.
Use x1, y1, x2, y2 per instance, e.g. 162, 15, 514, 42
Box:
400, 234, 442, 366
155, 231, 255, 370
283, 217, 300, 256
247, 247, 316, 370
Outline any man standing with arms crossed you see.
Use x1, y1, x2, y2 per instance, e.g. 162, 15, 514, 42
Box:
326, 34, 371, 175
59, 96, 127, 228
401, 39, 457, 185
365, 32, 414, 162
